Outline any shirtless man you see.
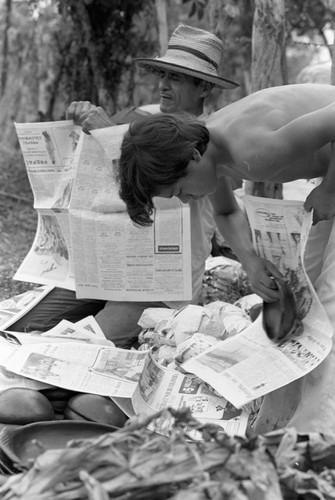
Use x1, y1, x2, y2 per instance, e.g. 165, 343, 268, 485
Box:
118, 83, 335, 301
117, 82, 335, 434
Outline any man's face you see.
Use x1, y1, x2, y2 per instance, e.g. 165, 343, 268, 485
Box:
157, 70, 208, 116
158, 155, 217, 204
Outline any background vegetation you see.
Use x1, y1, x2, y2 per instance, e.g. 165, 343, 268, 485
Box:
0, 0, 334, 300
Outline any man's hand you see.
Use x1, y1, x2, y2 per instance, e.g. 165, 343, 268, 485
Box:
66, 101, 114, 133
304, 182, 335, 225
244, 256, 285, 302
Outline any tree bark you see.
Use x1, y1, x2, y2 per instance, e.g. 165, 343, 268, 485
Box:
1, 0, 11, 97
155, 0, 168, 55
245, 0, 286, 199
331, 28, 335, 85
66, 0, 111, 107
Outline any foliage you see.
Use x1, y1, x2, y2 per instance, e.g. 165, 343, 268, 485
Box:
287, 0, 332, 36
182, 0, 334, 89
51, 0, 158, 114
184, 0, 333, 36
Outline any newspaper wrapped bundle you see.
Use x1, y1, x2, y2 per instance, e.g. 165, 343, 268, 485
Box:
199, 256, 253, 306
2, 408, 335, 500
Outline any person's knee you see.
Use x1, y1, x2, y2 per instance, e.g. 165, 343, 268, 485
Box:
95, 301, 168, 348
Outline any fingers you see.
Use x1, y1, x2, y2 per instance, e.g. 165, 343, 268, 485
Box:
252, 282, 280, 302
66, 101, 94, 124
312, 212, 320, 226
250, 273, 280, 302
303, 199, 312, 213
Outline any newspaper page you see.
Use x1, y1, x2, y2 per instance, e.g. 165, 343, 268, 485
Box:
111, 397, 136, 419
14, 120, 81, 289
0, 338, 52, 391
0, 316, 110, 392
5, 321, 111, 347
4, 341, 148, 398
69, 127, 192, 301
0, 285, 54, 331
182, 197, 332, 408
131, 348, 249, 437
13, 121, 192, 301
73, 315, 107, 339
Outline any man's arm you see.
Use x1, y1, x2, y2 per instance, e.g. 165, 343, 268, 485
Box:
210, 177, 283, 301
66, 101, 115, 132
304, 142, 335, 224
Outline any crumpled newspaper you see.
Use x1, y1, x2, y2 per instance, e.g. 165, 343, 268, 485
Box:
138, 300, 252, 368
199, 255, 253, 305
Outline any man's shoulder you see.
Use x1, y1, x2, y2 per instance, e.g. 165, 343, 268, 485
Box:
110, 104, 161, 124
137, 104, 161, 115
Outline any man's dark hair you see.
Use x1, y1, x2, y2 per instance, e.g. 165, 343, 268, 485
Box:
117, 112, 209, 226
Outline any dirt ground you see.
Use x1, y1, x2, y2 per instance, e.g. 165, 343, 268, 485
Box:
0, 155, 37, 302
0, 200, 36, 301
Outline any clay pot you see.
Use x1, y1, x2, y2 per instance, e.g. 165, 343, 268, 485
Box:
64, 394, 128, 428
0, 388, 55, 424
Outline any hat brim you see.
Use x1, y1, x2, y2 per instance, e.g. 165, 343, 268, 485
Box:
135, 58, 239, 89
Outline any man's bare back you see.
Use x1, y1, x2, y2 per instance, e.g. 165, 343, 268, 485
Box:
208, 83, 335, 183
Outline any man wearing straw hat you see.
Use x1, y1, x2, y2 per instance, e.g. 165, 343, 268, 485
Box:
12, 25, 240, 347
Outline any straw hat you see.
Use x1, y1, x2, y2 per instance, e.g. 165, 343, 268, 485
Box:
135, 24, 239, 89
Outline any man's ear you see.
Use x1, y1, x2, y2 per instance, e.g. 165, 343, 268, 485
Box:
199, 81, 213, 98
192, 148, 202, 161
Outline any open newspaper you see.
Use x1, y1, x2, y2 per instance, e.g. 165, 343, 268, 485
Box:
0, 315, 108, 393
182, 196, 333, 408
130, 348, 250, 437
0, 285, 54, 331
3, 317, 147, 398
1, 326, 250, 437
14, 121, 192, 301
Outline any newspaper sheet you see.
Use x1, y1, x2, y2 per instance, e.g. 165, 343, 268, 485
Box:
182, 197, 333, 408
0, 285, 54, 331
4, 340, 148, 398
131, 349, 249, 437
69, 127, 192, 301
0, 316, 109, 392
111, 397, 136, 419
5, 322, 111, 347
0, 338, 52, 392
73, 315, 107, 339
14, 121, 81, 289
14, 121, 192, 301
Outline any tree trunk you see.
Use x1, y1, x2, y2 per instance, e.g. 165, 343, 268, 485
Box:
331, 28, 335, 85
155, 0, 168, 55
245, 0, 286, 199
1, 0, 11, 97
66, 0, 111, 107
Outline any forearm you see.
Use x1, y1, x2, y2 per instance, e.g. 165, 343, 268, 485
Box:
214, 206, 283, 300
320, 142, 335, 189
214, 208, 257, 271
304, 141, 335, 223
